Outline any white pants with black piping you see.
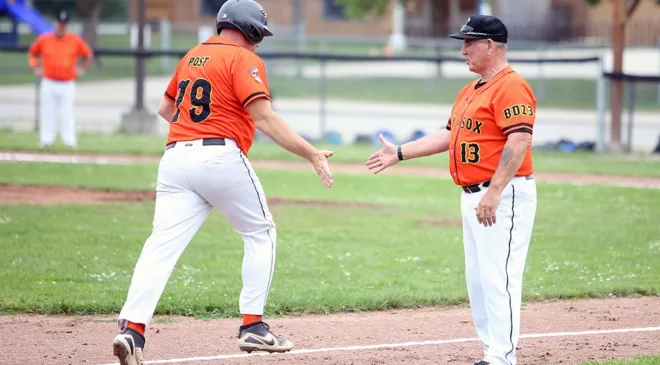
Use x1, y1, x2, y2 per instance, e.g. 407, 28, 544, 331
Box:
461, 176, 537, 365
117, 138, 276, 329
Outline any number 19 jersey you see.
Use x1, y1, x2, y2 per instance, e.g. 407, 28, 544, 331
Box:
164, 36, 271, 156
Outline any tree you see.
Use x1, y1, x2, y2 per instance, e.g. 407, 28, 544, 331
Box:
76, 0, 103, 69
585, 0, 659, 150
334, 0, 455, 38
333, 0, 391, 19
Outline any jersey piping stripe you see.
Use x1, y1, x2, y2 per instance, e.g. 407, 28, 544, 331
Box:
200, 42, 238, 47
165, 92, 175, 102
504, 185, 516, 365
501, 122, 533, 133
504, 127, 533, 136
239, 151, 276, 308
242, 91, 269, 107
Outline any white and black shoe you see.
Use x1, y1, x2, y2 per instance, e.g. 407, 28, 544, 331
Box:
112, 328, 145, 365
237, 321, 294, 353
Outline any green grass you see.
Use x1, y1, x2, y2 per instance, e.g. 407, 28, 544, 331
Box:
1, 131, 659, 178
578, 356, 660, 365
0, 161, 658, 318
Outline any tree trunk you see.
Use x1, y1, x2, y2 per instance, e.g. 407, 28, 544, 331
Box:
610, 0, 625, 149
76, 0, 104, 69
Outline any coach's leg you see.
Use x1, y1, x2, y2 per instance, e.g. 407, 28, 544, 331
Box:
461, 190, 490, 360
39, 79, 58, 147
117, 154, 212, 329
474, 178, 537, 365
59, 80, 77, 148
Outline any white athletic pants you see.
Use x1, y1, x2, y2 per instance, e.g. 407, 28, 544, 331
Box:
39, 78, 77, 147
461, 176, 537, 365
117, 138, 276, 328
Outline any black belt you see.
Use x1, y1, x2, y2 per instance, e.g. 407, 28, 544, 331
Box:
462, 180, 491, 193
462, 174, 534, 194
165, 138, 226, 150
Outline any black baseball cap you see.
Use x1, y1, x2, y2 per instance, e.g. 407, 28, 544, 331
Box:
449, 14, 508, 43
55, 9, 70, 23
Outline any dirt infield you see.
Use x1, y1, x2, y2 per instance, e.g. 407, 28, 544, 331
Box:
1, 151, 660, 364
0, 184, 387, 210
1, 297, 659, 365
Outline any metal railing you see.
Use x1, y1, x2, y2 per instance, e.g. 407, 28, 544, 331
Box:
5, 44, 655, 153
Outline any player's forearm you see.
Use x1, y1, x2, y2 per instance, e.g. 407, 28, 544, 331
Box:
488, 133, 532, 194
157, 97, 176, 122
81, 57, 91, 70
28, 56, 39, 68
399, 129, 450, 161
255, 111, 316, 161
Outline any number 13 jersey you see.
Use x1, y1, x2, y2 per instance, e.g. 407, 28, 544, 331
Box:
164, 35, 271, 157
446, 66, 537, 187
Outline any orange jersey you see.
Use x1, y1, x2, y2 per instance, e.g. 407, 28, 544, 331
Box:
447, 66, 536, 186
28, 32, 93, 81
164, 36, 271, 156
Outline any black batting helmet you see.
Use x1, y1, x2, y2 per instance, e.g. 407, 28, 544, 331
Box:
216, 0, 273, 44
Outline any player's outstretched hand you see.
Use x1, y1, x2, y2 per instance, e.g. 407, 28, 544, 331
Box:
310, 150, 334, 188
366, 133, 399, 174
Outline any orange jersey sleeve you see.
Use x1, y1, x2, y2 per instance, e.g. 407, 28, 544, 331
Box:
492, 81, 536, 137
27, 35, 44, 67
76, 35, 93, 59
233, 53, 270, 107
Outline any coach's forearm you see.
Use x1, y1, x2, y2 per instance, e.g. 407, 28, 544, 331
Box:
399, 129, 451, 161
255, 111, 316, 161
488, 133, 532, 194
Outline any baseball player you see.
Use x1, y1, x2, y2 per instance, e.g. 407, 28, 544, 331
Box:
367, 15, 537, 365
27, 9, 93, 148
111, 1, 334, 363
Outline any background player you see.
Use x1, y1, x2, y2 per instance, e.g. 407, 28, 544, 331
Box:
366, 15, 538, 365
28, 9, 93, 149
111, 1, 334, 364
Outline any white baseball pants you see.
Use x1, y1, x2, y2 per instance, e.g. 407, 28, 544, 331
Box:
461, 176, 537, 365
39, 78, 77, 147
117, 138, 276, 328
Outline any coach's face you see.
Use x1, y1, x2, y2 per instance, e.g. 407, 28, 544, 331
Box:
461, 39, 490, 74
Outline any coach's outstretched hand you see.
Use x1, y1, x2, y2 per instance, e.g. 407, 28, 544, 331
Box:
366, 133, 399, 174
310, 149, 334, 188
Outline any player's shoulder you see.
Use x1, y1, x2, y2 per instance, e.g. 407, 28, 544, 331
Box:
64, 32, 84, 41
235, 47, 265, 65
499, 69, 535, 97
34, 31, 54, 42
502, 69, 533, 89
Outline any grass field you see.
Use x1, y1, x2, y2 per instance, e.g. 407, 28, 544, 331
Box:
579, 356, 660, 365
1, 161, 659, 318
2, 131, 660, 178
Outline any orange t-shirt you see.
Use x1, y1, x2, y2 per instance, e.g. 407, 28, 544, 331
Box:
447, 66, 536, 187
164, 36, 271, 156
28, 32, 93, 81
